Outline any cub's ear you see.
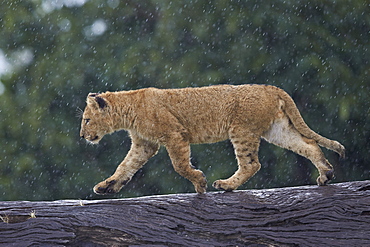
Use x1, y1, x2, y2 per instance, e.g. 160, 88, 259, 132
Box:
87, 93, 107, 109
88, 93, 100, 97
95, 96, 107, 109
87, 93, 99, 105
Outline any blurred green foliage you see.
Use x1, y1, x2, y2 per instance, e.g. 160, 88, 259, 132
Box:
0, 0, 368, 200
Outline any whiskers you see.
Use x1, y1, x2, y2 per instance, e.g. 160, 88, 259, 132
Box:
76, 107, 84, 119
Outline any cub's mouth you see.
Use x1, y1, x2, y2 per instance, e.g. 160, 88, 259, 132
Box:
85, 135, 100, 144
91, 136, 99, 141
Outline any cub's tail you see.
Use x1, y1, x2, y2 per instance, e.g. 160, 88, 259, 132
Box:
277, 88, 345, 158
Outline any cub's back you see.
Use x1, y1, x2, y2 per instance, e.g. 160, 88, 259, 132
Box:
153, 84, 279, 117
142, 84, 280, 143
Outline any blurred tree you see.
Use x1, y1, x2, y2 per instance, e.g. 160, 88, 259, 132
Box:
0, 0, 368, 200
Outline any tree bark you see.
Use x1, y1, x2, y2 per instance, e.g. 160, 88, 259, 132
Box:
1, 181, 370, 246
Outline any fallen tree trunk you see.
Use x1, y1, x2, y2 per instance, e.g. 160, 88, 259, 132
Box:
0, 181, 370, 246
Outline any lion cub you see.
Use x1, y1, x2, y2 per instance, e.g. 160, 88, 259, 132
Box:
80, 84, 345, 195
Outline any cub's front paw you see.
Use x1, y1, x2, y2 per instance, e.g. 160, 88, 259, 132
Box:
212, 180, 235, 192
93, 178, 130, 195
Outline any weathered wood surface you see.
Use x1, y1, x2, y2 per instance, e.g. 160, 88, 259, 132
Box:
0, 181, 370, 246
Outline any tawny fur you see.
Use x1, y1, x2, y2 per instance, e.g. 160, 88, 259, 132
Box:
80, 84, 345, 195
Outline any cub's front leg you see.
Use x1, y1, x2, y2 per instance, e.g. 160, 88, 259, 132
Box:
93, 133, 159, 195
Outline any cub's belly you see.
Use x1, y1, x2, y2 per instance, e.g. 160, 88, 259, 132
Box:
189, 129, 229, 144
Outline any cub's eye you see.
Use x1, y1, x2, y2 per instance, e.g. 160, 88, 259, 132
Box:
85, 119, 90, 125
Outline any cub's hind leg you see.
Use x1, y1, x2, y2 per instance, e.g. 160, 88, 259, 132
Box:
263, 116, 334, 186
213, 129, 261, 191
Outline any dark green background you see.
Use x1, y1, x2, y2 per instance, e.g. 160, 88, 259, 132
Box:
0, 0, 368, 200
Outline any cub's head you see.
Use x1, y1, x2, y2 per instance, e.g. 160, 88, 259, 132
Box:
80, 93, 112, 144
